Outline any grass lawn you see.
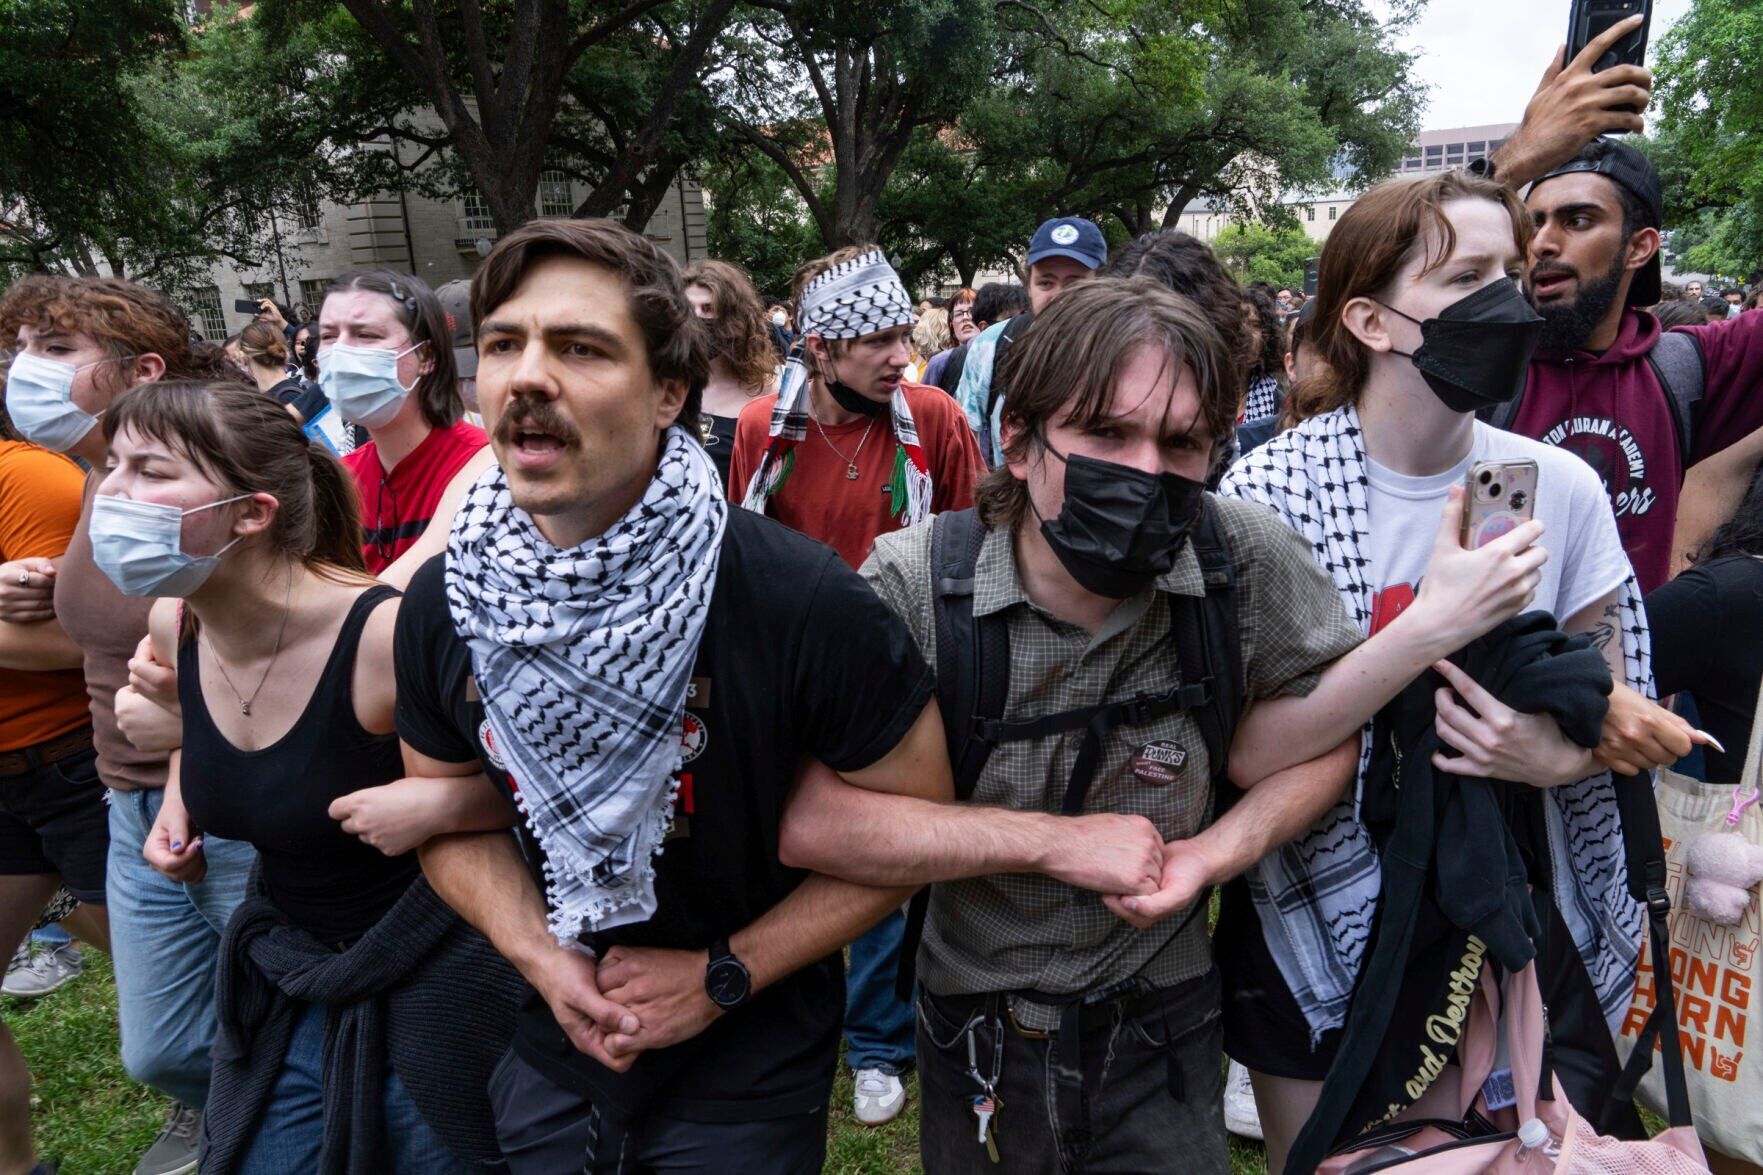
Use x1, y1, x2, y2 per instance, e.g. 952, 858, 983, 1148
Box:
10, 951, 1274, 1173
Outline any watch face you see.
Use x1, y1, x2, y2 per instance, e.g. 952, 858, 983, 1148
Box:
707, 960, 750, 1007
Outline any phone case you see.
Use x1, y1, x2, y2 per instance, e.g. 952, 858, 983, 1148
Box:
1461, 460, 1539, 549
1567, 0, 1651, 74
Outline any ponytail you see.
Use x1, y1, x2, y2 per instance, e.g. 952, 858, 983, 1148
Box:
307, 444, 366, 574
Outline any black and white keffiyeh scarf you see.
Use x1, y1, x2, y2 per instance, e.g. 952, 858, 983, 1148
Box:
446, 427, 725, 945
1244, 373, 1283, 422
739, 249, 933, 525
1219, 405, 1648, 1039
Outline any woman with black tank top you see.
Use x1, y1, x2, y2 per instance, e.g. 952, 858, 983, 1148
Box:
99, 381, 520, 1172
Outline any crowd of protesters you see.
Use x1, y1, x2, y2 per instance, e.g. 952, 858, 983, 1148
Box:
0, 13, 1761, 1175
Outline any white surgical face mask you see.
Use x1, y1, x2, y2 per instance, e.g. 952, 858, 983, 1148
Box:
4, 351, 124, 452
317, 340, 424, 429
88, 493, 249, 598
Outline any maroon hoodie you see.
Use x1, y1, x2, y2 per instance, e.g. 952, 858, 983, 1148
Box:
1510, 307, 1763, 592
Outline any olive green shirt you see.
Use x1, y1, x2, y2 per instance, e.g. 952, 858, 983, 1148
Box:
860, 496, 1362, 1029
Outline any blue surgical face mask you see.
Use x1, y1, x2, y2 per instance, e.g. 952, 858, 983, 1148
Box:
317, 341, 424, 429
5, 351, 126, 452
89, 493, 250, 598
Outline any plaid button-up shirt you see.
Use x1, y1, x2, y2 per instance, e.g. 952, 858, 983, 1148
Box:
862, 497, 1362, 1029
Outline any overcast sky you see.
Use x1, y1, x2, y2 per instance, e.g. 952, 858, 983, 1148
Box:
1398, 0, 1693, 131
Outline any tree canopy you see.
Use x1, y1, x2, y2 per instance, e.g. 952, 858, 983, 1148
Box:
1, 0, 1430, 295
1648, 0, 1763, 282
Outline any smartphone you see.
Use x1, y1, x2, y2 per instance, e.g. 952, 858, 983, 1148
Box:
234, 298, 262, 314
1460, 459, 1538, 549
1566, 0, 1651, 115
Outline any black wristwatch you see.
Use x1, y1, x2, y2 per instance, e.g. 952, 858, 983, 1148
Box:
704, 937, 751, 1010
1467, 156, 1497, 182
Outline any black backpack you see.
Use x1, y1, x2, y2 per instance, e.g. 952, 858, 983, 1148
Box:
1484, 328, 1705, 464
895, 504, 1247, 995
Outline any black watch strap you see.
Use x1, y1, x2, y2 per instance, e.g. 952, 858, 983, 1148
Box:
1467, 156, 1497, 182
705, 937, 751, 1010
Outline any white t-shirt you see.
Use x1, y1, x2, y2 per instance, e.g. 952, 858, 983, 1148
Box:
1366, 421, 1630, 974
1364, 421, 1629, 638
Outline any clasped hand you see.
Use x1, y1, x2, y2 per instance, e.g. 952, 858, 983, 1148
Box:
531, 943, 723, 1073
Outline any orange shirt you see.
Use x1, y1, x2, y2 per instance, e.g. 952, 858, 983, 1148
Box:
0, 442, 90, 751
728, 381, 983, 568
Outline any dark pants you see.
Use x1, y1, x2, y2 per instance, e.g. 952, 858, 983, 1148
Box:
916, 970, 1227, 1175
487, 1046, 828, 1175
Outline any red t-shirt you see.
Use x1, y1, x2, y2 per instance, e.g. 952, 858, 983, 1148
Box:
343, 420, 488, 573
728, 381, 983, 568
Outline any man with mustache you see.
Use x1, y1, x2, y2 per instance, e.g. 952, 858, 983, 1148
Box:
730, 246, 985, 1126
1482, 19, 1763, 597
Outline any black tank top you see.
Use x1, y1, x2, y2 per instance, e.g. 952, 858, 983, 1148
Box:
180, 585, 415, 946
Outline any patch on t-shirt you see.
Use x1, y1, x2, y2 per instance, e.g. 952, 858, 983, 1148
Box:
477, 718, 507, 771
1131, 739, 1187, 785
679, 712, 708, 765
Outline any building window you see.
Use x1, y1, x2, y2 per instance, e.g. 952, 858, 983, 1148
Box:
1426, 144, 1444, 157
461, 191, 494, 232
241, 282, 275, 313
293, 190, 322, 230
1467, 141, 1486, 154
538, 171, 573, 218
185, 286, 226, 341
1306, 206, 1315, 222
1328, 205, 1338, 220
298, 278, 331, 319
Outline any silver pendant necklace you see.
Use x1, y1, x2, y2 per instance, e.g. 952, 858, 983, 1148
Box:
206, 569, 295, 717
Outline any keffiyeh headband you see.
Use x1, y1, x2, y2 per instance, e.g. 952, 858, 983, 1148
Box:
740, 251, 932, 525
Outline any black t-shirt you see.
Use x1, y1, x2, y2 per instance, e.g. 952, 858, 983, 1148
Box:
1647, 554, 1763, 781
703, 413, 738, 492
394, 507, 933, 1122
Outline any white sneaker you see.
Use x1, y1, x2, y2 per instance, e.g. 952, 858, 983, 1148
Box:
1224, 1059, 1264, 1141
852, 1067, 907, 1126
3, 939, 82, 998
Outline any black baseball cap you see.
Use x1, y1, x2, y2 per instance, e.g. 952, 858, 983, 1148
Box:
1531, 137, 1664, 307
1026, 217, 1107, 271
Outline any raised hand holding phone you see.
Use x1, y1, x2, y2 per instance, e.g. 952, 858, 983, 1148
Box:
1491, 11, 1653, 188
1406, 486, 1549, 655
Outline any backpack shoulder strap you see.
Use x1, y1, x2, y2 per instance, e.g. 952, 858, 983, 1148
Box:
1171, 500, 1246, 790
1481, 392, 1523, 434
901, 509, 1009, 998
929, 508, 1009, 801
1645, 328, 1706, 466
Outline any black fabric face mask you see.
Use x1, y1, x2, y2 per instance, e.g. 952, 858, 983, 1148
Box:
827, 377, 890, 419
1032, 439, 1206, 599
1381, 279, 1545, 414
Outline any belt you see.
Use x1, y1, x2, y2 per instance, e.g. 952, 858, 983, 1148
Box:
0, 726, 94, 778
928, 978, 1163, 1041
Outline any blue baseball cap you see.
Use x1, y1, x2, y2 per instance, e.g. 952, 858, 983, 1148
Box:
1026, 217, 1107, 270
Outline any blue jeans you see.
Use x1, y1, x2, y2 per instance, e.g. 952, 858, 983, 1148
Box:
242, 1002, 468, 1172
843, 908, 914, 1074
106, 788, 256, 1108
